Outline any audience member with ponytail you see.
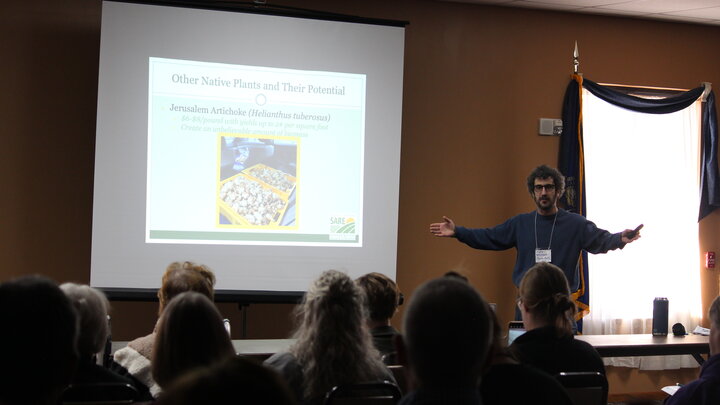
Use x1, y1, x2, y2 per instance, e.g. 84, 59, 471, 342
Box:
509, 262, 605, 376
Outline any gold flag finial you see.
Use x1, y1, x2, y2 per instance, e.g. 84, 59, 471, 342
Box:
573, 41, 580, 74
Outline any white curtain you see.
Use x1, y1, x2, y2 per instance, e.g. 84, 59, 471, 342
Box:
581, 88, 703, 370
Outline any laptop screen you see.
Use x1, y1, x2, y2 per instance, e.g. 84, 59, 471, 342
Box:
507, 321, 526, 345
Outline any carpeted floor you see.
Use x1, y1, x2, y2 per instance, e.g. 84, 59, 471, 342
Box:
607, 392, 667, 405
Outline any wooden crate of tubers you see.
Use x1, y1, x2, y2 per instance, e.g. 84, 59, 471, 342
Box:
218, 172, 292, 227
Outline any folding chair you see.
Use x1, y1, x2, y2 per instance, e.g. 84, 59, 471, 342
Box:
386, 365, 407, 395
324, 381, 402, 405
555, 371, 608, 405
59, 382, 139, 405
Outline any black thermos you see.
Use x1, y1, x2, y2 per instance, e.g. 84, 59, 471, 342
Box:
652, 297, 669, 336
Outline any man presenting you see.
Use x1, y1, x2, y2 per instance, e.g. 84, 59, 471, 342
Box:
429, 164, 641, 297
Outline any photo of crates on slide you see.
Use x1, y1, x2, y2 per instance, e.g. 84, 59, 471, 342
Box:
217, 134, 298, 228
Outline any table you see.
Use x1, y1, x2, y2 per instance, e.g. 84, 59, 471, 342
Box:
114, 334, 710, 365
232, 338, 294, 358
112, 339, 295, 360
576, 334, 709, 365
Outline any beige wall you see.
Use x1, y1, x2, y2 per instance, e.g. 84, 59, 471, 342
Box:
3, 0, 720, 394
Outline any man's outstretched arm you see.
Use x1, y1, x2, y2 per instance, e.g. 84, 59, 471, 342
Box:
429, 216, 456, 237
621, 224, 643, 244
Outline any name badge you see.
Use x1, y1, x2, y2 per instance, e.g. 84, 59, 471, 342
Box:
536, 249, 551, 263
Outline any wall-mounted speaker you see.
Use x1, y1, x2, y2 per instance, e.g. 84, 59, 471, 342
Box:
538, 118, 562, 136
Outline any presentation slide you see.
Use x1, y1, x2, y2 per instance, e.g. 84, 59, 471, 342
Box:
90, 1, 405, 297
147, 58, 365, 246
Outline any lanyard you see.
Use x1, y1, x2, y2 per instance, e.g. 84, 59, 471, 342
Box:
534, 211, 558, 250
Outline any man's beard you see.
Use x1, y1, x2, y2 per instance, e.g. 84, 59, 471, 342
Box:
535, 196, 556, 212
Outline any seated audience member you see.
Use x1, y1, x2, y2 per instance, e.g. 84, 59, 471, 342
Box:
355, 272, 402, 358
157, 356, 296, 405
0, 276, 78, 405
265, 270, 394, 405
480, 310, 572, 405
112, 261, 216, 397
665, 295, 720, 405
60, 283, 137, 387
396, 276, 492, 404
510, 262, 605, 376
152, 291, 236, 392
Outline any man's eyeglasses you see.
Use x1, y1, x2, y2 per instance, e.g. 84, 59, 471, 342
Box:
533, 184, 556, 192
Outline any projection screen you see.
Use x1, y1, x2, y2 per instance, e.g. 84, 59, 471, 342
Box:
91, 0, 405, 300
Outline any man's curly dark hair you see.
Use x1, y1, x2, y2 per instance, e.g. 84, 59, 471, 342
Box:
526, 165, 565, 196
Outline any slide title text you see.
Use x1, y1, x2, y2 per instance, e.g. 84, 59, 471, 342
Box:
171, 73, 346, 95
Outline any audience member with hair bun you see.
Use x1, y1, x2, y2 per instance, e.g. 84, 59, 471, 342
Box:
510, 262, 605, 376
152, 291, 235, 392
59, 283, 138, 388
265, 270, 394, 405
355, 272, 402, 358
112, 261, 216, 398
480, 308, 572, 405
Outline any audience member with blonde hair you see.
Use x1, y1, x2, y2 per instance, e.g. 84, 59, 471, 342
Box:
152, 291, 235, 391
665, 295, 720, 404
480, 309, 572, 405
355, 272, 402, 357
60, 283, 136, 388
510, 262, 604, 376
112, 261, 216, 397
265, 270, 393, 404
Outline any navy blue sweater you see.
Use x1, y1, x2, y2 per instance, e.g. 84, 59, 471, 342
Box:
454, 209, 625, 290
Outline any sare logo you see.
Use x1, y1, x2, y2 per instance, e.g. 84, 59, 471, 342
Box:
329, 216, 356, 240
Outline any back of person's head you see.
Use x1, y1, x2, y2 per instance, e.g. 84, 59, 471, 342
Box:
157, 261, 215, 315
0, 275, 78, 405
60, 283, 110, 358
152, 291, 234, 389
355, 272, 400, 323
443, 270, 469, 283
158, 356, 295, 405
401, 277, 492, 388
708, 295, 720, 356
710, 296, 720, 328
518, 262, 576, 335
292, 270, 384, 400
526, 164, 565, 196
